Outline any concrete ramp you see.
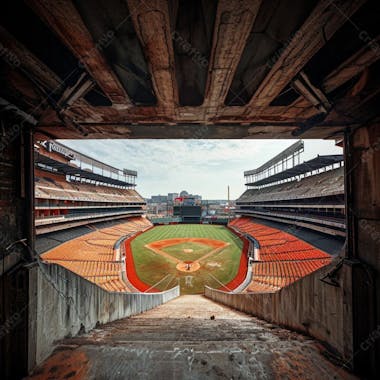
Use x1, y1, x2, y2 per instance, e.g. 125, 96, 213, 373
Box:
135, 295, 252, 319
28, 296, 357, 379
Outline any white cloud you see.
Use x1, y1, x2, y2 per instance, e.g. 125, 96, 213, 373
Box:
59, 139, 342, 199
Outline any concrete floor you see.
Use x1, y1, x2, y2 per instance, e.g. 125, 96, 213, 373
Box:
27, 296, 357, 380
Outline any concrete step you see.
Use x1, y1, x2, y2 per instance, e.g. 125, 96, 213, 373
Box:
27, 296, 357, 380
130, 295, 252, 319
69, 320, 277, 343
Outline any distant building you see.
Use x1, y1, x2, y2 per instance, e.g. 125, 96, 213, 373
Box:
149, 191, 202, 207
167, 193, 179, 202
151, 195, 168, 203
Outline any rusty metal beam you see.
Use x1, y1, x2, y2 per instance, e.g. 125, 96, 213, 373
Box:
27, 0, 131, 107
203, 0, 261, 118
246, 0, 367, 113
127, 0, 178, 115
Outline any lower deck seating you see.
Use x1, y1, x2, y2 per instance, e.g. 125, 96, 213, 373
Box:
229, 217, 332, 292
41, 217, 152, 292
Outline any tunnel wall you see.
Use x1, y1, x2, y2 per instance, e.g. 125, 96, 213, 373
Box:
205, 259, 352, 360
346, 124, 380, 377
0, 128, 34, 380
28, 262, 180, 370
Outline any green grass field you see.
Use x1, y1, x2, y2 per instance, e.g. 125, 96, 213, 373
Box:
130, 224, 243, 294
162, 242, 212, 261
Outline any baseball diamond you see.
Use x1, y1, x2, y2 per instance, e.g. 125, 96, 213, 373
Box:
129, 224, 244, 294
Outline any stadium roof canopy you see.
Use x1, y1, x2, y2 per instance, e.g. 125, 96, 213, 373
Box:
244, 141, 304, 176
42, 141, 138, 177
246, 155, 344, 187
36, 154, 136, 187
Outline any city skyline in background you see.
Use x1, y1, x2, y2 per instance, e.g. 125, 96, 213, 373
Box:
60, 139, 343, 199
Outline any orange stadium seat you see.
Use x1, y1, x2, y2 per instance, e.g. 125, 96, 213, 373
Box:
230, 217, 332, 292
41, 218, 152, 292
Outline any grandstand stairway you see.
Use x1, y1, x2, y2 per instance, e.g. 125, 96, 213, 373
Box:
28, 296, 356, 379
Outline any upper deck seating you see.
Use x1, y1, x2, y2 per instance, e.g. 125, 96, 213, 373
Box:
35, 169, 145, 204
237, 167, 344, 204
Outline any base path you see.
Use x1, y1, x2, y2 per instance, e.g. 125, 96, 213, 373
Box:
145, 238, 230, 273
28, 296, 357, 379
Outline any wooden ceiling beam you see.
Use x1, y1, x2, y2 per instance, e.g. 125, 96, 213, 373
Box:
291, 71, 331, 113
326, 67, 380, 124
203, 0, 262, 118
323, 35, 380, 93
0, 25, 62, 91
36, 122, 298, 139
246, 0, 367, 113
282, 35, 380, 122
2, 70, 44, 110
127, 0, 178, 116
27, 0, 131, 107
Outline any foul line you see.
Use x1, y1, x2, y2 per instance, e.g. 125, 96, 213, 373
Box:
144, 240, 230, 266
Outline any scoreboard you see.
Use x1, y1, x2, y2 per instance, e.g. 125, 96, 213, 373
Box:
173, 205, 202, 223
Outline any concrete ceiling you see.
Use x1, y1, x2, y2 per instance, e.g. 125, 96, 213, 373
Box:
0, 0, 379, 139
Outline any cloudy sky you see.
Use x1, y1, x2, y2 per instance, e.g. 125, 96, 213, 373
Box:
60, 139, 342, 200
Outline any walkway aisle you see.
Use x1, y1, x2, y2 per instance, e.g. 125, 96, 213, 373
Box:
28, 296, 356, 379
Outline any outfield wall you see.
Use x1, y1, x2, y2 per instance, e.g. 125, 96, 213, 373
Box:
28, 262, 180, 370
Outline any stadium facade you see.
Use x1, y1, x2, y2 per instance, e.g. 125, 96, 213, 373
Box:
236, 141, 345, 237
34, 141, 146, 234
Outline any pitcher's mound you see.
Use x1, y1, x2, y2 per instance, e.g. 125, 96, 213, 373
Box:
176, 261, 200, 272
183, 249, 193, 253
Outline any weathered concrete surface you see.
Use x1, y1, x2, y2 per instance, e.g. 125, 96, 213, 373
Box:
135, 294, 252, 319
27, 295, 357, 379
345, 123, 380, 377
0, 128, 34, 379
205, 260, 351, 361
28, 263, 179, 371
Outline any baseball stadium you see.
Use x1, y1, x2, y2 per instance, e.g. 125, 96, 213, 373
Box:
25, 138, 347, 378
1, 1, 379, 379
36, 140, 343, 298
